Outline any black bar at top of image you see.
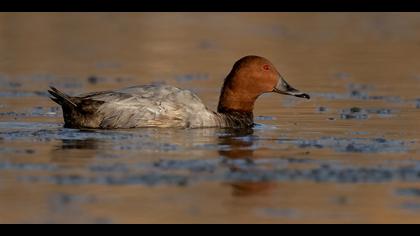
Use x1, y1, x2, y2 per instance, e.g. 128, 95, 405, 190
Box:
0, 0, 419, 12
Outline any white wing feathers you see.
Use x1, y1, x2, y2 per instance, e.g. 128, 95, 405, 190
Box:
89, 85, 217, 128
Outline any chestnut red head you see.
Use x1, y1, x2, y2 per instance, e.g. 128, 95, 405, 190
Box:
218, 55, 309, 113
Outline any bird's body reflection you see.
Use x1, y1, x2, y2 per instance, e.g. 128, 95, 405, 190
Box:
51, 129, 104, 163
60, 139, 99, 150
51, 138, 100, 164
218, 128, 277, 197
49, 127, 277, 197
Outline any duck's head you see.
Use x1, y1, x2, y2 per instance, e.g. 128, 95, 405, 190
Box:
218, 55, 310, 114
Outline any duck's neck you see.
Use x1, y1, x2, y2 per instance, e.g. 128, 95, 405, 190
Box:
215, 73, 259, 128
217, 87, 257, 114
217, 102, 254, 128
215, 108, 254, 128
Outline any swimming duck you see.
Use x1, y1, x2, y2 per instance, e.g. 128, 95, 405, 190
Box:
48, 55, 310, 129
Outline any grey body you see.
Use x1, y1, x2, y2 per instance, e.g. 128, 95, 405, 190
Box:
48, 85, 253, 129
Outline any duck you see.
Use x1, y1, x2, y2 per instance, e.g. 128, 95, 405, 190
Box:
48, 55, 310, 129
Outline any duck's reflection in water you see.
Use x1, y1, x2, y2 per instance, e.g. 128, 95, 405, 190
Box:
51, 128, 118, 163
47, 127, 277, 196
60, 139, 99, 150
51, 138, 101, 164
218, 128, 277, 197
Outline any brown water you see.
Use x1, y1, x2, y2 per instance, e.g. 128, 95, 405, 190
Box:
0, 13, 420, 224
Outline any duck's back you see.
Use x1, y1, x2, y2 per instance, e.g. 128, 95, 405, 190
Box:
49, 85, 219, 129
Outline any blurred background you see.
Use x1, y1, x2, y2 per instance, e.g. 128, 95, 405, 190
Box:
0, 13, 419, 223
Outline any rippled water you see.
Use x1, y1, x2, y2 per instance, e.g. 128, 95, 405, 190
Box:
0, 13, 420, 223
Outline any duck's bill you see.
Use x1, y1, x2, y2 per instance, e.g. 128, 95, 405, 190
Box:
273, 77, 310, 100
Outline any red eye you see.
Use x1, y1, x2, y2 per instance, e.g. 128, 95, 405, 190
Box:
263, 65, 270, 70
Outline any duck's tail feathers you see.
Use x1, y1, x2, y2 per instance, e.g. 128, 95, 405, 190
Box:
48, 87, 77, 107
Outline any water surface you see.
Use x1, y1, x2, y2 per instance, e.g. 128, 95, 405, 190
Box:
0, 13, 420, 223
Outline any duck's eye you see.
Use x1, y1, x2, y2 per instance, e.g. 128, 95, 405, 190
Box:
263, 65, 270, 71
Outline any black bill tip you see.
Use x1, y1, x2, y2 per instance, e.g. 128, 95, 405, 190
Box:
295, 93, 311, 100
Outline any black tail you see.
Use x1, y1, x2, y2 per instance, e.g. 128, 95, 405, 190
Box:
48, 87, 77, 107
